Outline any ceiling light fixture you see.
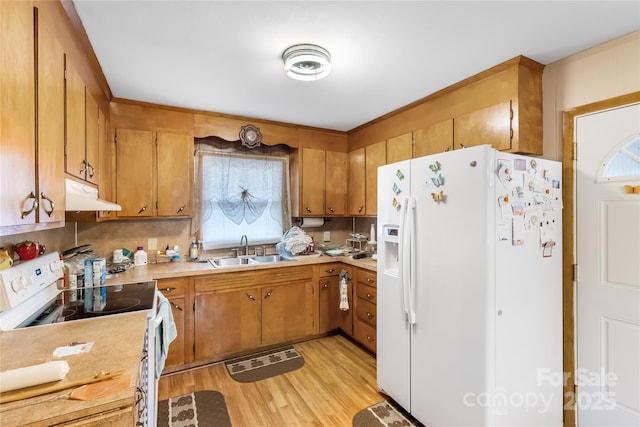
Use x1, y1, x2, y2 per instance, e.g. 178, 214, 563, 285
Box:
282, 44, 331, 81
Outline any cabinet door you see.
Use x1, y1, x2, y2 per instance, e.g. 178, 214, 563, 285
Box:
65, 59, 86, 180
413, 119, 454, 158
386, 132, 412, 164
348, 148, 365, 215
194, 288, 261, 360
325, 151, 347, 215
97, 112, 114, 219
84, 92, 99, 185
115, 129, 154, 217
0, 1, 36, 228
36, 11, 65, 224
365, 141, 386, 215
157, 132, 193, 217
301, 148, 325, 216
262, 281, 314, 346
163, 296, 185, 371
454, 101, 512, 151
319, 275, 354, 336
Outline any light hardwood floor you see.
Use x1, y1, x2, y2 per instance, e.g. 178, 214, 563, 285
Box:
158, 334, 386, 426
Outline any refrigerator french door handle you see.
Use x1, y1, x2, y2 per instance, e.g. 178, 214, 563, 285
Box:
398, 197, 410, 321
407, 197, 417, 325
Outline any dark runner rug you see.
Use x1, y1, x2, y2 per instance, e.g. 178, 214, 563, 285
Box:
353, 400, 423, 427
157, 390, 231, 427
224, 345, 305, 383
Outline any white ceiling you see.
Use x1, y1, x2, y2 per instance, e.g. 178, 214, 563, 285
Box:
72, 1, 639, 132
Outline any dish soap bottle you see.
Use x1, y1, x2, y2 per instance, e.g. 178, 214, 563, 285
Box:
189, 240, 198, 261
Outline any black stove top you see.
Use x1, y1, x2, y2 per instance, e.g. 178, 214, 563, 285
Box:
22, 281, 156, 328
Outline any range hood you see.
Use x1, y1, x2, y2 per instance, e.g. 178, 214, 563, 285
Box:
65, 178, 121, 212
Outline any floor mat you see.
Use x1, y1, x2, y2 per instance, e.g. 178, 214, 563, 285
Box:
157, 390, 231, 427
224, 345, 305, 383
352, 400, 423, 427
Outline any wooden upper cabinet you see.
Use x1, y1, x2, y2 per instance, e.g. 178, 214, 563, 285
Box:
325, 151, 347, 215
348, 148, 365, 216
37, 10, 65, 224
115, 128, 154, 217
97, 112, 114, 219
454, 101, 512, 151
413, 119, 454, 158
65, 59, 86, 180
301, 148, 325, 216
365, 141, 386, 216
386, 132, 412, 164
0, 1, 36, 229
157, 132, 193, 217
84, 92, 99, 185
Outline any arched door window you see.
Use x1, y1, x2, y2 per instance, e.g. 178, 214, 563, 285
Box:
596, 135, 640, 182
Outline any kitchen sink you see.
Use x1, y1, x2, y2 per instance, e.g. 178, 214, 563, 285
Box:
209, 254, 290, 268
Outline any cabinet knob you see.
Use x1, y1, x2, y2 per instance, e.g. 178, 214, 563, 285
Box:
171, 302, 183, 311
264, 289, 273, 299
40, 192, 55, 217
358, 205, 364, 213
245, 292, 256, 301
366, 278, 375, 283
159, 287, 176, 292
20, 191, 38, 219
321, 282, 329, 289
366, 293, 373, 299
366, 335, 374, 342
326, 268, 335, 274
305, 207, 311, 213
176, 205, 185, 214
329, 207, 334, 213
366, 312, 374, 319
138, 205, 149, 214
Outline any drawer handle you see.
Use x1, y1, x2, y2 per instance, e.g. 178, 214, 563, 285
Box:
366, 335, 374, 342
325, 268, 335, 274
245, 292, 256, 301
366, 312, 374, 319
366, 278, 375, 283
159, 287, 176, 292
366, 293, 373, 299
171, 302, 183, 311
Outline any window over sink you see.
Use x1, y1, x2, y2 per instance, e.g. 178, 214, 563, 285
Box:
194, 137, 292, 250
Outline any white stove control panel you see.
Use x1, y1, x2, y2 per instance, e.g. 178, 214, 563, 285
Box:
0, 252, 63, 311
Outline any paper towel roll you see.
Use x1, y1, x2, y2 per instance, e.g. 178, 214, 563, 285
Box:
299, 217, 325, 228
0, 361, 70, 393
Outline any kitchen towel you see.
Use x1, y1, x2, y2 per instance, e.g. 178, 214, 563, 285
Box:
155, 291, 177, 379
339, 269, 349, 311
0, 361, 70, 393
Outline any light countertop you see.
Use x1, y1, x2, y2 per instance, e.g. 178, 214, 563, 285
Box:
0, 311, 148, 426
106, 253, 377, 285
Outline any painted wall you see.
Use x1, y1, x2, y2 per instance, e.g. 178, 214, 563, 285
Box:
542, 31, 640, 161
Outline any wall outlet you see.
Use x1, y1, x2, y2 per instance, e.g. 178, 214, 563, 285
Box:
147, 238, 158, 251
323, 231, 331, 242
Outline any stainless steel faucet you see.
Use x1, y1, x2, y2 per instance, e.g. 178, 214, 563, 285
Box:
240, 235, 248, 256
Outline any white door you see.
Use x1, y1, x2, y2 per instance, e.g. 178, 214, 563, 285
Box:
576, 103, 640, 426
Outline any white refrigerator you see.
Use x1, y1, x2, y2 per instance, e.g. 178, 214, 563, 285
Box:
376, 145, 563, 426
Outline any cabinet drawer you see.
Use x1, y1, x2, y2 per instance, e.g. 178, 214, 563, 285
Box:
356, 269, 376, 287
353, 319, 376, 353
318, 263, 342, 277
195, 271, 258, 292
157, 278, 188, 298
355, 282, 376, 304
356, 298, 376, 327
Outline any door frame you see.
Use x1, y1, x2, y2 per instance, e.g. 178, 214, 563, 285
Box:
561, 91, 640, 427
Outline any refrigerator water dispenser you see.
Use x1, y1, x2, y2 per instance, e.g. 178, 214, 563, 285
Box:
382, 224, 399, 273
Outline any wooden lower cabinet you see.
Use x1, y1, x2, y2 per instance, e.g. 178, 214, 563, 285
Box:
353, 268, 377, 353
157, 278, 190, 373
318, 264, 353, 335
194, 287, 261, 359
193, 266, 314, 364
